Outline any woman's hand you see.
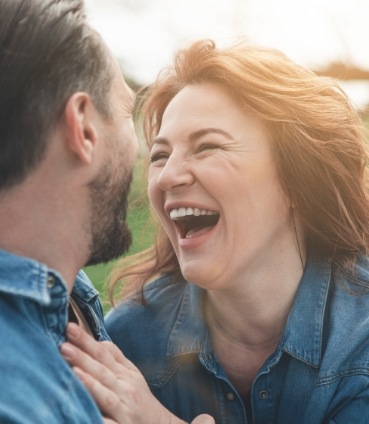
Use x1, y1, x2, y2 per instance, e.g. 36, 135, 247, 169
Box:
60, 323, 214, 424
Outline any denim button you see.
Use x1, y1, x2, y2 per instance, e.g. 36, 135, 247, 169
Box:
47, 275, 56, 288
259, 390, 268, 399
204, 353, 212, 361
226, 392, 235, 401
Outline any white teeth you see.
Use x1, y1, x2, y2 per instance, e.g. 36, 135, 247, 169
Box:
169, 207, 217, 220
178, 207, 186, 217
169, 210, 178, 219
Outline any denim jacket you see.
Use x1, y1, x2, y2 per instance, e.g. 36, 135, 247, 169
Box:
0, 249, 108, 423
106, 254, 369, 424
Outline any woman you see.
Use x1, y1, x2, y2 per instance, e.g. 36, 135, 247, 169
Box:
63, 40, 369, 423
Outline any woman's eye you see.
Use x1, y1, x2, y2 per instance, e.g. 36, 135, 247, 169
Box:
198, 143, 218, 153
150, 152, 168, 163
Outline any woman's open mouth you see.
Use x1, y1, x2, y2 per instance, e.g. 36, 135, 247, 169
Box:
169, 207, 220, 239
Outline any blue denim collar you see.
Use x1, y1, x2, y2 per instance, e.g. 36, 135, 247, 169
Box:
167, 281, 207, 358
281, 255, 331, 368
72, 270, 101, 304
166, 254, 332, 370
0, 249, 107, 342
71, 269, 110, 341
0, 248, 65, 305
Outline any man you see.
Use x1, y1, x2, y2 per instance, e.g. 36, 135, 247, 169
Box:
0, 1, 214, 423
0, 0, 137, 422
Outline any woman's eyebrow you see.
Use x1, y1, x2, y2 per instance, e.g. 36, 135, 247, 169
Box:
188, 128, 233, 141
152, 128, 232, 146
151, 137, 169, 147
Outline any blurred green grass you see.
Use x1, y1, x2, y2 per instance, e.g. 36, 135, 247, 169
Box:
84, 157, 154, 311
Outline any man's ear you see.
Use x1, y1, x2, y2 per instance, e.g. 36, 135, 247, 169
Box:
63, 92, 99, 165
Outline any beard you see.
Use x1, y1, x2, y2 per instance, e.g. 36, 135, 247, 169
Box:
85, 163, 133, 267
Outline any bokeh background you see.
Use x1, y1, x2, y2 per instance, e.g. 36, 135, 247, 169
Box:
85, 0, 369, 108
83, 0, 369, 309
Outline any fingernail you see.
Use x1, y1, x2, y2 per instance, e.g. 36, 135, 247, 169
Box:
67, 323, 81, 339
61, 343, 76, 360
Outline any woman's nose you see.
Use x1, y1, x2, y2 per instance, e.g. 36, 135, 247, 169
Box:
157, 155, 194, 191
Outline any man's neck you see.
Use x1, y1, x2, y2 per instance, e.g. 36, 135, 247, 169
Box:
0, 176, 89, 291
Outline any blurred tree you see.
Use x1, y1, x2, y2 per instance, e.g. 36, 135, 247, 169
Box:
315, 62, 369, 80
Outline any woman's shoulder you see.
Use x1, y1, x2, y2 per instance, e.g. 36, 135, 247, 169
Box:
333, 255, 369, 291
105, 273, 189, 336
105, 273, 194, 373
108, 272, 187, 311
320, 255, 369, 370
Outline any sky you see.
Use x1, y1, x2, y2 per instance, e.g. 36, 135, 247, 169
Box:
85, 0, 369, 107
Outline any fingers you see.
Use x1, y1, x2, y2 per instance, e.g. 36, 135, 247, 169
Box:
61, 327, 156, 423
69, 356, 178, 424
65, 323, 136, 370
73, 367, 124, 420
61, 341, 122, 396
61, 346, 134, 423
191, 415, 216, 424
61, 324, 190, 424
100, 340, 138, 371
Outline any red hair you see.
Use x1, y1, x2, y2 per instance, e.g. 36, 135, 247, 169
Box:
110, 40, 369, 303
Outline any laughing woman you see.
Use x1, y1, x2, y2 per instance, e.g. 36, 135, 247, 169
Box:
65, 40, 369, 423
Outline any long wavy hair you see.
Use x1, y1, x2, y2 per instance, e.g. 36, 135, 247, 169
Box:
109, 39, 369, 304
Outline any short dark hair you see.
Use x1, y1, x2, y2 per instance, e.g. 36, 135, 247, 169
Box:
0, 0, 114, 189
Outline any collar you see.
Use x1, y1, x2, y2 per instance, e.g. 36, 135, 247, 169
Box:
166, 254, 332, 370
0, 249, 67, 305
72, 270, 100, 305
167, 281, 208, 358
280, 254, 331, 368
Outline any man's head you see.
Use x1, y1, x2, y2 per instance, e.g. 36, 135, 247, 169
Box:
0, 0, 115, 189
0, 0, 138, 267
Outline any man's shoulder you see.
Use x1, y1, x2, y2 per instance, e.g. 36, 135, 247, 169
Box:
0, 295, 102, 423
0, 294, 60, 369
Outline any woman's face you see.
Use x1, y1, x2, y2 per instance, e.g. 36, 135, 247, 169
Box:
148, 83, 294, 290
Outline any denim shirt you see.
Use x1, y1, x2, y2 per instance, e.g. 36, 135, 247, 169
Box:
106, 254, 369, 424
0, 249, 108, 423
